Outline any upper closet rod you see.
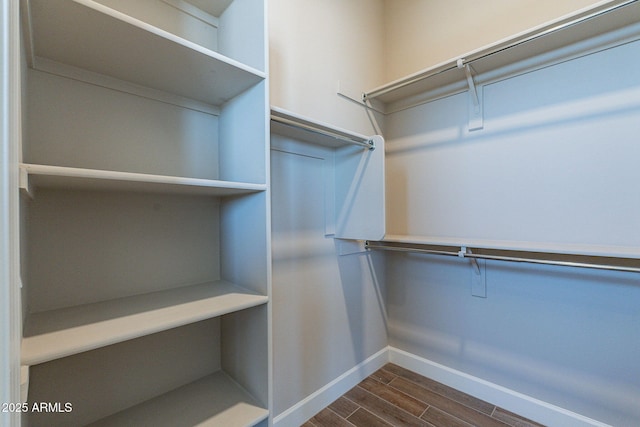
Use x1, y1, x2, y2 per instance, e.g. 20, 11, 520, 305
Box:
271, 116, 375, 149
270, 107, 375, 150
363, 0, 637, 101
365, 241, 640, 274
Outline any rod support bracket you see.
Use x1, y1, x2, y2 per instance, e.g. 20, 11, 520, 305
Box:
461, 246, 486, 297
21, 365, 29, 402
459, 246, 481, 275
457, 58, 484, 131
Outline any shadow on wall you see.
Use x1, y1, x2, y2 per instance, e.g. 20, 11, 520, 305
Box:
386, 250, 640, 426
335, 241, 388, 365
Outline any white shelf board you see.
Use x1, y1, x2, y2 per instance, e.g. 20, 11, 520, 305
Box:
26, 0, 265, 105
22, 280, 268, 366
365, 0, 640, 107
20, 163, 266, 196
88, 371, 269, 427
270, 106, 373, 149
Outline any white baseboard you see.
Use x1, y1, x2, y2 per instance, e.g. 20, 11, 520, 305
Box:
388, 347, 612, 427
272, 346, 611, 427
272, 347, 388, 427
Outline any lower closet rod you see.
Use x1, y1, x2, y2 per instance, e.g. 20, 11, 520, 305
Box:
365, 241, 640, 274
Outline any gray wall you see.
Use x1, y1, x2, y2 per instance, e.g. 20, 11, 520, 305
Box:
387, 253, 640, 426
270, 136, 387, 416
384, 28, 640, 427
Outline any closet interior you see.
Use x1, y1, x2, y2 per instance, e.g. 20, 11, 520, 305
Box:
7, 0, 640, 426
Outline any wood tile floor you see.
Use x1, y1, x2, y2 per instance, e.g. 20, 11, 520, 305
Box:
303, 363, 545, 427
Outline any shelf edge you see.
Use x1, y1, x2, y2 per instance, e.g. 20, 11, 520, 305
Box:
21, 280, 269, 366
68, 0, 266, 79
87, 371, 269, 427
20, 163, 267, 195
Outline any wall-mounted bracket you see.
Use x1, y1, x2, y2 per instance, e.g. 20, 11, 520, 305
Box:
19, 166, 34, 198
459, 246, 480, 274
456, 59, 484, 131
21, 365, 29, 402
459, 246, 487, 298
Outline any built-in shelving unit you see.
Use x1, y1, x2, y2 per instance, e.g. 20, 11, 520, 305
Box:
20, 0, 269, 425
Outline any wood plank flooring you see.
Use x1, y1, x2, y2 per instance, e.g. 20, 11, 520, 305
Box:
303, 364, 545, 427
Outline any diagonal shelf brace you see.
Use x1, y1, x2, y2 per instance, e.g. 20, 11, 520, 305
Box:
457, 58, 484, 131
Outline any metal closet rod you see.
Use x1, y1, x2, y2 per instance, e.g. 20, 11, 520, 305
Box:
363, 0, 638, 100
365, 241, 640, 273
271, 115, 375, 150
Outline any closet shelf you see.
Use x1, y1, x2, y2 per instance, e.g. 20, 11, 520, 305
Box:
21, 280, 268, 366
271, 106, 376, 150
364, 0, 640, 110
88, 371, 269, 427
25, 0, 266, 106
19, 163, 266, 196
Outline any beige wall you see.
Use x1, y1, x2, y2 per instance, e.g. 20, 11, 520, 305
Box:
270, 0, 609, 126
382, 0, 606, 82
269, 0, 385, 135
